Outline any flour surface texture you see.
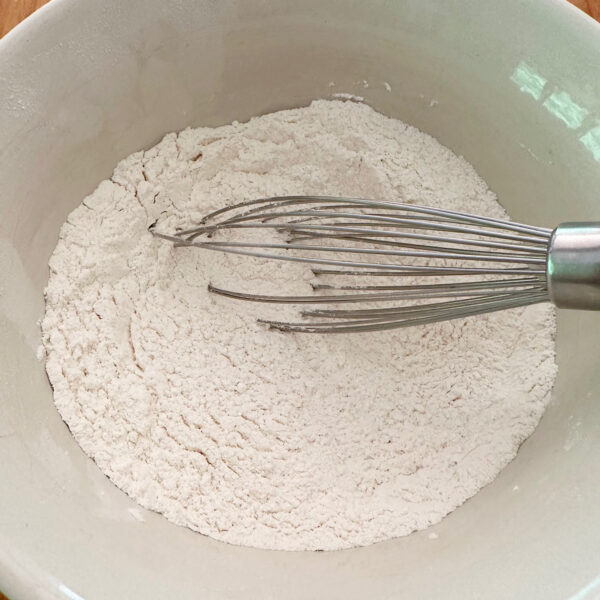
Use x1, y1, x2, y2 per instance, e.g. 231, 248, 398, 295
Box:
42, 101, 557, 551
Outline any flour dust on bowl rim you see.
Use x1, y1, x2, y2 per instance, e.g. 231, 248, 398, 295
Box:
1, 1, 600, 599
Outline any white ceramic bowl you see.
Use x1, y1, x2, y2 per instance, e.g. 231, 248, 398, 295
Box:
1, 1, 600, 598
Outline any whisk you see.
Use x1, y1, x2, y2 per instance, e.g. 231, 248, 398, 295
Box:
150, 196, 600, 333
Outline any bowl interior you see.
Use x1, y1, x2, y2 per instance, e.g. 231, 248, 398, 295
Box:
1, 1, 600, 599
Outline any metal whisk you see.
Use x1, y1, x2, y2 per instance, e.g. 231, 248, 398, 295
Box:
150, 196, 600, 333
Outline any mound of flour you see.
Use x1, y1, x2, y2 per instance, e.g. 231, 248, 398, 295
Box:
42, 100, 557, 551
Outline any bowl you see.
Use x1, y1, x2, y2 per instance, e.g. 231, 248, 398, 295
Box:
1, 1, 600, 598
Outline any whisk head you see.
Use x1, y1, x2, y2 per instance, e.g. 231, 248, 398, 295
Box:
150, 196, 553, 332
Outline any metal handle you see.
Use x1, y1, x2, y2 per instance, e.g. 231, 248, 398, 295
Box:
547, 222, 600, 310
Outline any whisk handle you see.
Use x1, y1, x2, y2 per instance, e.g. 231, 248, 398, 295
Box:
547, 222, 600, 310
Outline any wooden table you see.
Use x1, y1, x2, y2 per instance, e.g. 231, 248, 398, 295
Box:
0, 1, 598, 600
570, 0, 600, 19
0, 0, 50, 38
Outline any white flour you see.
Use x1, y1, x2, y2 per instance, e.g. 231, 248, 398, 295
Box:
42, 100, 557, 551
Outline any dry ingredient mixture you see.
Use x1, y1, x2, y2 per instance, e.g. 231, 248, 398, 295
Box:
42, 100, 557, 551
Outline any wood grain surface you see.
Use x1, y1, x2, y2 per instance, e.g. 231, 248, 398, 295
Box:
570, 0, 600, 19
0, 0, 49, 38
0, 1, 598, 600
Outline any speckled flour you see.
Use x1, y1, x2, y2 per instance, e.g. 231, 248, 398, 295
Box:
41, 100, 557, 551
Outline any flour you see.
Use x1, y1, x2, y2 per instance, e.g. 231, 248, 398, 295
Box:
42, 100, 557, 551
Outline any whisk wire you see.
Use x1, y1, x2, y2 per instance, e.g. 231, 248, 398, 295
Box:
150, 195, 552, 332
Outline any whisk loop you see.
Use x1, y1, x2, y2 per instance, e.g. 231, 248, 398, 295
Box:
150, 195, 558, 332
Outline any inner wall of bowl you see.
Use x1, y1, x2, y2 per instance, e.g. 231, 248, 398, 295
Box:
1, 1, 600, 599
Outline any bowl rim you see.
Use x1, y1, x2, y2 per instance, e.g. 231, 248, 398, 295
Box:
1, 1, 600, 599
